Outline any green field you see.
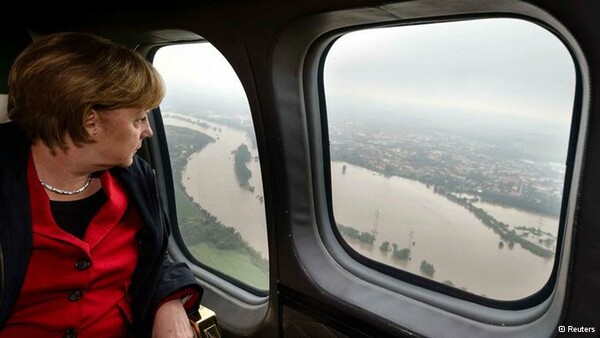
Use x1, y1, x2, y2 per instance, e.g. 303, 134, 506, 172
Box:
187, 241, 269, 290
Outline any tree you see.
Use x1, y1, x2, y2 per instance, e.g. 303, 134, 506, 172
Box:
420, 260, 435, 277
380, 241, 390, 252
234, 143, 252, 187
392, 248, 411, 260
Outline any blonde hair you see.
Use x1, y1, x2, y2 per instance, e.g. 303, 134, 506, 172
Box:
8, 31, 165, 149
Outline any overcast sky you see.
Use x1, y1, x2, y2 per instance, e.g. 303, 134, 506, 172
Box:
324, 18, 576, 125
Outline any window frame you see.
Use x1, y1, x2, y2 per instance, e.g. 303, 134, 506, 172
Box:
138, 38, 272, 335
152, 40, 269, 296
148, 41, 271, 297
318, 17, 579, 310
270, 1, 589, 336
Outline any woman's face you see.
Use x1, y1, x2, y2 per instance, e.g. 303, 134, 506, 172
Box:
92, 107, 154, 168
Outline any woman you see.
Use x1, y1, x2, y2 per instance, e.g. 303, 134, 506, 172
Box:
0, 32, 202, 337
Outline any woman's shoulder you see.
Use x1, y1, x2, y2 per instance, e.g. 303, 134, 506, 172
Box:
110, 155, 154, 183
130, 155, 154, 174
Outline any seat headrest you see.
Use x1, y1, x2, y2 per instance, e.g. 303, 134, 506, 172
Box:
0, 94, 8, 123
1, 31, 33, 124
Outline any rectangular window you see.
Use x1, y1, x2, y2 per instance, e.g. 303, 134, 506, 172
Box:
154, 43, 268, 291
323, 18, 576, 300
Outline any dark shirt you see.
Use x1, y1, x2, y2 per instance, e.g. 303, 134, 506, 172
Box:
49, 189, 107, 240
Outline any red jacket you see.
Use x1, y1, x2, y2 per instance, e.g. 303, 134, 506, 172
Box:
0, 157, 142, 337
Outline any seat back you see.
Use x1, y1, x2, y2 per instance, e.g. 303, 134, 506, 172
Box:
0, 94, 8, 123
1, 31, 33, 123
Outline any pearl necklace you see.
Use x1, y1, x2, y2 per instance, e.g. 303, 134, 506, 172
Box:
40, 176, 92, 195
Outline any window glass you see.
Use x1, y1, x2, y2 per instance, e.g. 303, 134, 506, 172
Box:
154, 43, 268, 291
323, 18, 575, 300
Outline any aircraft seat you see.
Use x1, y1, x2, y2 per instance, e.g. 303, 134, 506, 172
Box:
0, 94, 8, 123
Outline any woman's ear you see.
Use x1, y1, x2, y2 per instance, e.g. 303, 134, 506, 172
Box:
83, 109, 100, 136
